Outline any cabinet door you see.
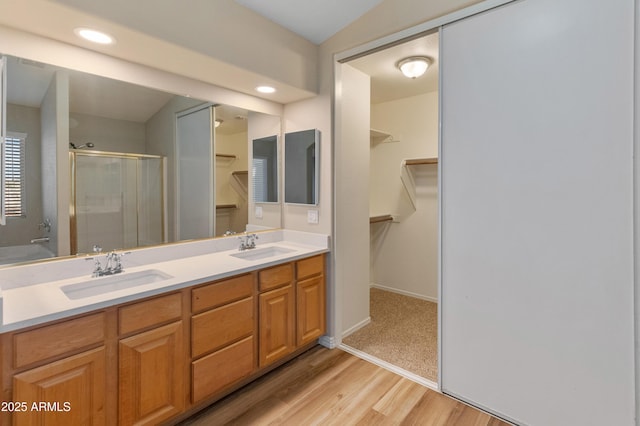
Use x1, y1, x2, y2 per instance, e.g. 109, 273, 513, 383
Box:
297, 275, 326, 346
13, 347, 106, 426
119, 321, 184, 426
259, 285, 295, 367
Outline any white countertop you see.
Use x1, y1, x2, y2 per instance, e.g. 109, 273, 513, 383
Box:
0, 230, 329, 332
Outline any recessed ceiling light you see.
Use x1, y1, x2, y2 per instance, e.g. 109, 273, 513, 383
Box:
256, 86, 276, 94
74, 27, 115, 45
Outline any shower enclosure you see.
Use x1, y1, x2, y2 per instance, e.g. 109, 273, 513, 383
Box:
70, 150, 166, 254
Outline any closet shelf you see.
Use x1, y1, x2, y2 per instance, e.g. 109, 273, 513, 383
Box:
216, 204, 238, 210
404, 158, 438, 166
370, 128, 394, 144
216, 153, 236, 160
401, 157, 438, 210
370, 214, 394, 224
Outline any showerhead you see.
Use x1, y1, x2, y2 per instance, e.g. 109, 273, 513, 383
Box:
69, 142, 95, 149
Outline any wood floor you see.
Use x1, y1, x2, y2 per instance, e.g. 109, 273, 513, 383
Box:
178, 345, 510, 425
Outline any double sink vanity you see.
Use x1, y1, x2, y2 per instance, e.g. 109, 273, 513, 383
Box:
0, 229, 329, 425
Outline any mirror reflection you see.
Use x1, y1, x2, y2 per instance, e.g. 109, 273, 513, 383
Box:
1, 55, 281, 266
252, 135, 278, 203
284, 129, 320, 205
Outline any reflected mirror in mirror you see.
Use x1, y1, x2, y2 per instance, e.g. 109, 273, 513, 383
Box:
252, 135, 278, 203
284, 129, 320, 205
1, 54, 282, 266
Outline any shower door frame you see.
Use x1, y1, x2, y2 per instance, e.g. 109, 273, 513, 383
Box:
69, 150, 167, 255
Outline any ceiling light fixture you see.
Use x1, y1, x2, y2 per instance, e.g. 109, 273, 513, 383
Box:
396, 56, 433, 79
256, 86, 276, 94
214, 119, 223, 128
74, 27, 115, 45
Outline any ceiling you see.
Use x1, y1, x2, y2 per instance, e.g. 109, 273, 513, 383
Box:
234, 0, 384, 44
233, 0, 439, 103
348, 32, 439, 104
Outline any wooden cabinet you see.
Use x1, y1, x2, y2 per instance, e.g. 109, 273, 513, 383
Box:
259, 285, 295, 367
258, 263, 295, 367
296, 255, 326, 346
257, 255, 326, 367
118, 293, 185, 426
12, 347, 107, 426
119, 321, 185, 426
1, 252, 326, 425
297, 276, 326, 346
190, 274, 256, 403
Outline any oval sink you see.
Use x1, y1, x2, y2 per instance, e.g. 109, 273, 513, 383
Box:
230, 246, 295, 261
61, 269, 173, 300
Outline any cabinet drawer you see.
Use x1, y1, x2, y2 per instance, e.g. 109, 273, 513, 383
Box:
192, 336, 254, 403
258, 263, 293, 292
296, 254, 324, 280
119, 292, 182, 335
191, 297, 254, 358
192, 274, 253, 313
14, 312, 106, 369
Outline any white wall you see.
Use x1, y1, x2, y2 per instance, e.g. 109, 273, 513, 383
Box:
40, 71, 69, 256
3, 104, 43, 246
370, 92, 438, 301
247, 111, 282, 229
69, 112, 146, 154
335, 64, 371, 337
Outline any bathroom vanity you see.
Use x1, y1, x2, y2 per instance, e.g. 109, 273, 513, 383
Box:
0, 230, 328, 425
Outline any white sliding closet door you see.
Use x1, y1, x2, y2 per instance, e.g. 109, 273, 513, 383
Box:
440, 0, 634, 425
176, 105, 215, 240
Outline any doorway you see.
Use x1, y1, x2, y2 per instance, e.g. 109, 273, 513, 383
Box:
338, 31, 440, 387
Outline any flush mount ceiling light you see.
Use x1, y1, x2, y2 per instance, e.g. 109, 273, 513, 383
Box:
256, 86, 276, 94
396, 56, 433, 79
74, 27, 115, 45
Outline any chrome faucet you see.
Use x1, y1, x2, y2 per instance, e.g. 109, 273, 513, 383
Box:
238, 233, 258, 251
87, 245, 130, 277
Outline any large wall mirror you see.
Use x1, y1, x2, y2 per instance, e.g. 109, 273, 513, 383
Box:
284, 129, 319, 205
0, 54, 282, 266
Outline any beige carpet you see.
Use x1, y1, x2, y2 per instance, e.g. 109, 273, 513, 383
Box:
342, 287, 438, 381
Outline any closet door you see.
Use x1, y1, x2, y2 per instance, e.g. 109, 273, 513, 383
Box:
176, 105, 215, 240
440, 0, 634, 425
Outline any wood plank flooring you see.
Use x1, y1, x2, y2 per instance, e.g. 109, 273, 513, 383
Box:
178, 346, 510, 425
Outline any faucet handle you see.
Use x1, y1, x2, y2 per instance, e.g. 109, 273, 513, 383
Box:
93, 245, 103, 254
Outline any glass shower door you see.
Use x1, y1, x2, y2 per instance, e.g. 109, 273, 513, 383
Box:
74, 155, 138, 254
137, 156, 164, 247
72, 152, 166, 254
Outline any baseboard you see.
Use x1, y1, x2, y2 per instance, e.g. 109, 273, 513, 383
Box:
370, 282, 438, 304
341, 317, 371, 339
318, 335, 336, 349
339, 344, 438, 391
